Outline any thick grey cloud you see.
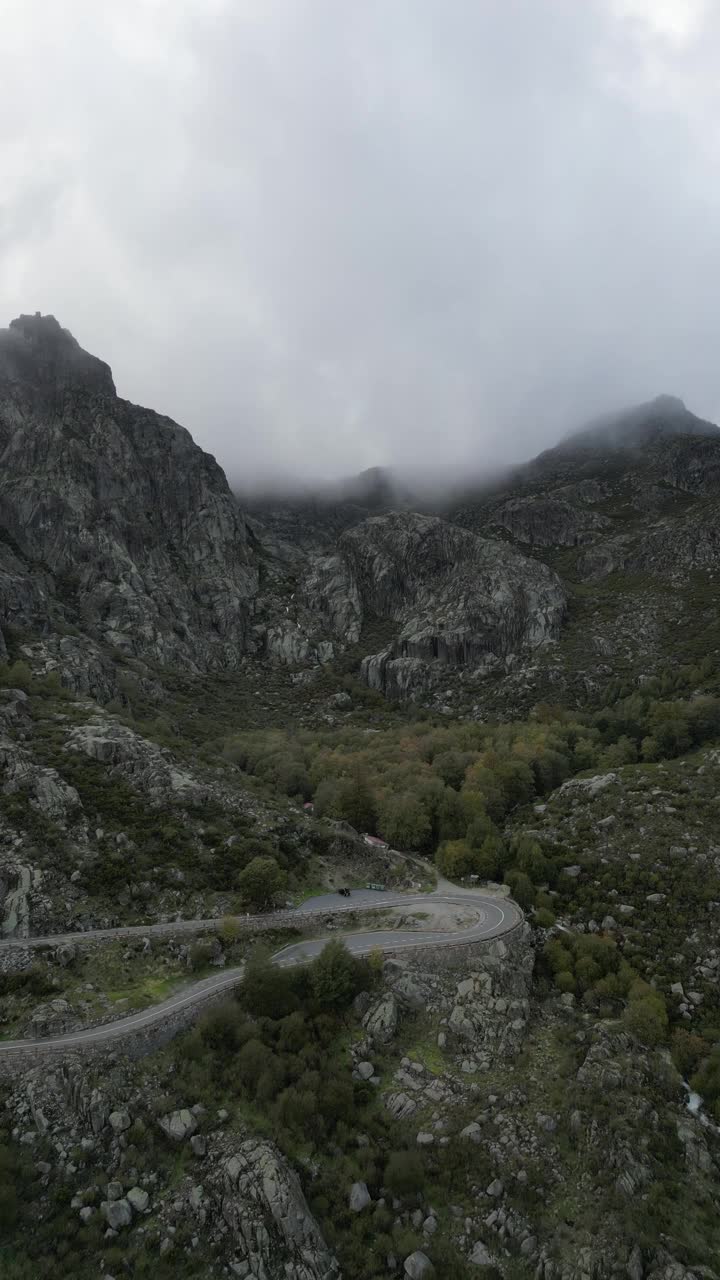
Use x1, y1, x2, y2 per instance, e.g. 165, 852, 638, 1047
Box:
2, 0, 720, 485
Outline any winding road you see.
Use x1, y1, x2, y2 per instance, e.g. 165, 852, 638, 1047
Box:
0, 887, 522, 1058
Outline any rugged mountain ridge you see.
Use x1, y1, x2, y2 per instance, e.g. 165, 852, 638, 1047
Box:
3, 315, 720, 718
0, 315, 567, 707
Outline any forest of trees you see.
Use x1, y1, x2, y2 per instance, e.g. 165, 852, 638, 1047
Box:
223, 685, 720, 901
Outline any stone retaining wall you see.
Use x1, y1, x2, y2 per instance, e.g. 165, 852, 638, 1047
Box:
382, 924, 528, 975
0, 908, 339, 974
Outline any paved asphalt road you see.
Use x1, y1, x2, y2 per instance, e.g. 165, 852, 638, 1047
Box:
0, 890, 456, 950
0, 888, 522, 1057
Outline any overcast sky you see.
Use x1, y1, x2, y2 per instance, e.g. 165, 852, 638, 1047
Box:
3, 0, 720, 486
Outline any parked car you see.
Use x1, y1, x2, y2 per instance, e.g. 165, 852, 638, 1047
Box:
338, 887, 351, 898
365, 882, 386, 891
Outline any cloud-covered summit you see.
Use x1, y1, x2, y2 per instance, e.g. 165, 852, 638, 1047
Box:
3, 0, 720, 484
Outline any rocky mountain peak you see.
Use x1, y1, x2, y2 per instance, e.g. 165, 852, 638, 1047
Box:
0, 314, 258, 692
338, 465, 401, 508
651, 392, 687, 413
558, 393, 719, 454
1, 313, 116, 404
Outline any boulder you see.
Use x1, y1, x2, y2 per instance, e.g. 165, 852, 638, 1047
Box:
126, 1187, 149, 1213
391, 972, 430, 1010
385, 1092, 417, 1119
352, 990, 372, 1018
101, 1199, 132, 1230
362, 993, 398, 1044
220, 1138, 340, 1279
108, 1109, 131, 1133
460, 1123, 483, 1144
560, 773, 618, 798
470, 1241, 493, 1266
159, 1109, 197, 1142
348, 1181, 372, 1213
26, 999, 74, 1038
404, 1251, 435, 1279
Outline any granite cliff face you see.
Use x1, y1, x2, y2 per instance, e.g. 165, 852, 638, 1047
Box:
250, 509, 566, 696
339, 512, 565, 698
4, 317, 720, 715
440, 395, 720, 708
0, 314, 257, 688
0, 315, 570, 705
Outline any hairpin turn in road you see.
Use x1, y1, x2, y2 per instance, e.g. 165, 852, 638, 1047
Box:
0, 886, 523, 1058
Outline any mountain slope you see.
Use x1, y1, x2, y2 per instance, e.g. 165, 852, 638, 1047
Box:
249, 391, 720, 715
0, 315, 571, 716
3, 317, 720, 725
0, 314, 258, 694
442, 396, 720, 709
3, 326, 720, 1280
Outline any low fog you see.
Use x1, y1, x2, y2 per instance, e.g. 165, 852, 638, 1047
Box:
3, 1, 720, 487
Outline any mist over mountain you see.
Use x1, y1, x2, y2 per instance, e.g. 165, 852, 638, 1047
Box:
2, 312, 717, 712
238, 394, 715, 513
6, 2, 720, 484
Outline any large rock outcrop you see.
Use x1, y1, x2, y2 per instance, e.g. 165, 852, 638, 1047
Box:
488, 496, 611, 548
66, 716, 208, 806
0, 314, 258, 682
303, 512, 565, 698
219, 1139, 340, 1280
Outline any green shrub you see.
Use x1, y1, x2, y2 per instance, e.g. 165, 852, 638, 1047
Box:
534, 907, 556, 929
189, 940, 216, 971
623, 982, 669, 1046
311, 939, 368, 1010
236, 856, 287, 911
384, 1150, 425, 1197
504, 869, 535, 910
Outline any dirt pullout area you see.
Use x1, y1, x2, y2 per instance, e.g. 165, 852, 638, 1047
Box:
343, 901, 481, 933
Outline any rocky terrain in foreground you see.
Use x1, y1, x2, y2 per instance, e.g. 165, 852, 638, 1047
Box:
2, 919, 718, 1280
